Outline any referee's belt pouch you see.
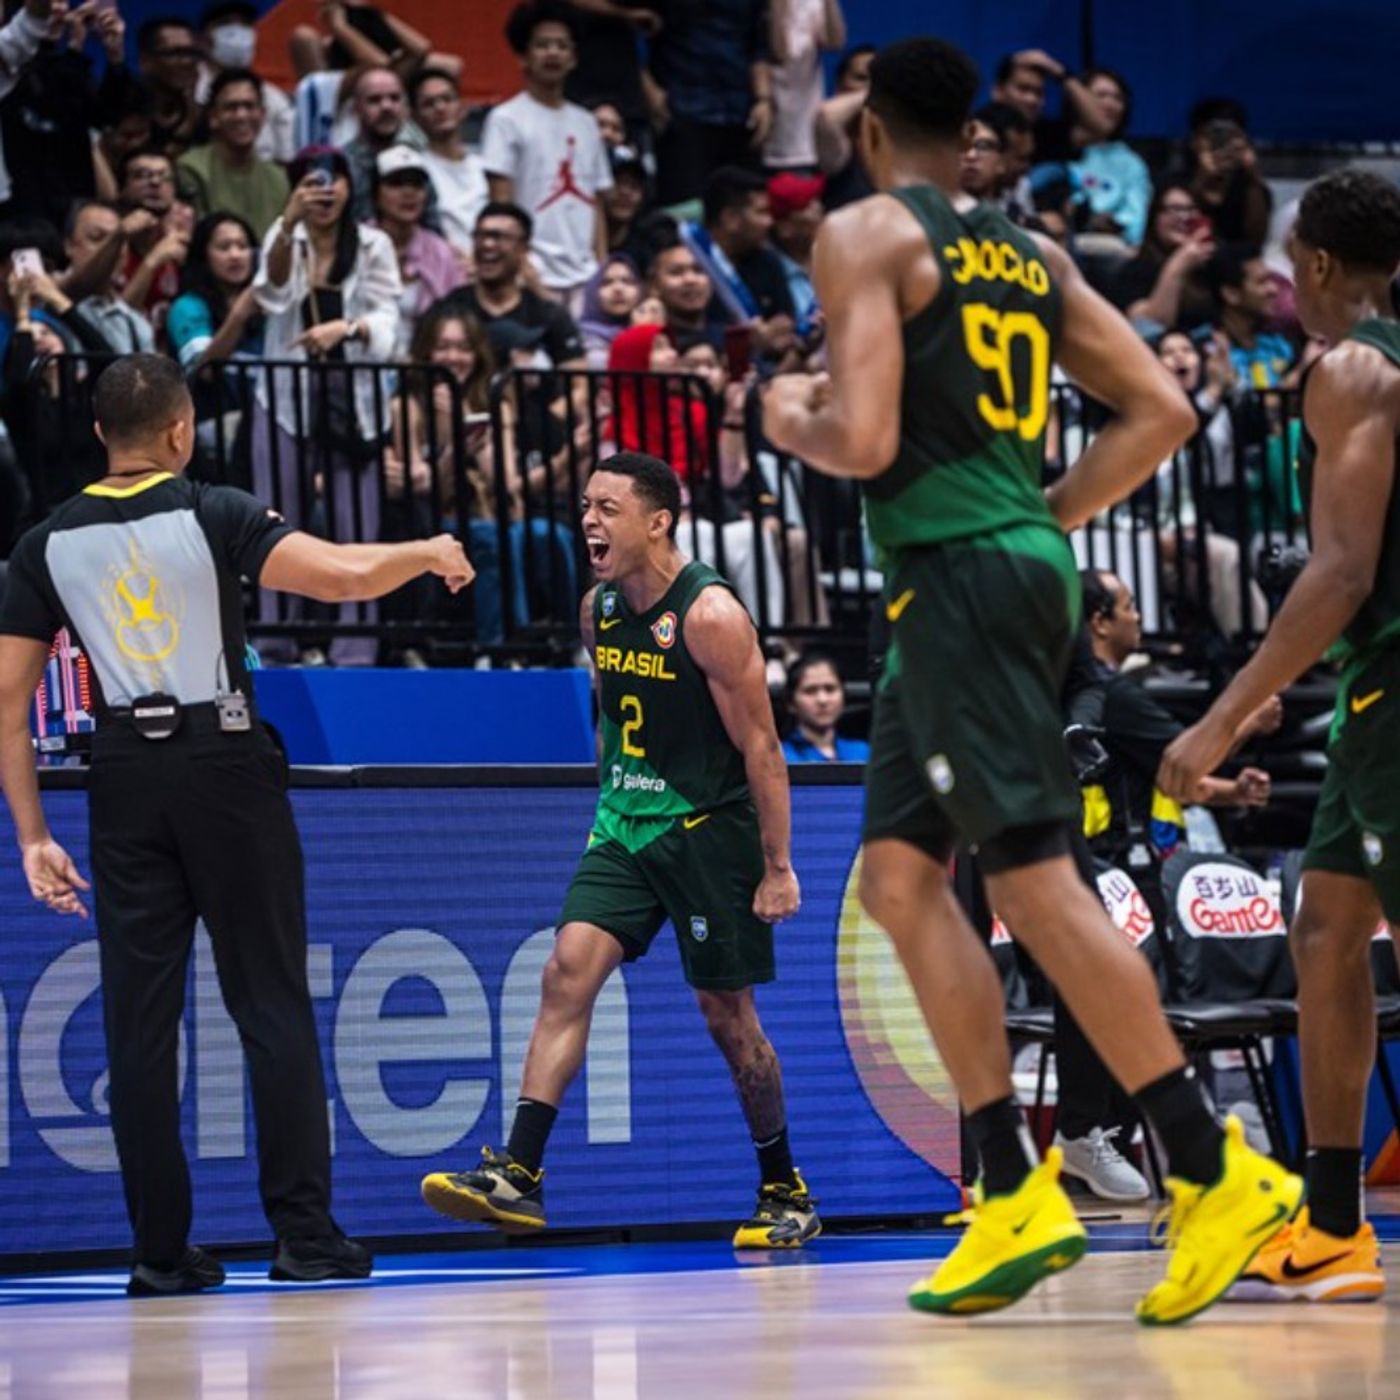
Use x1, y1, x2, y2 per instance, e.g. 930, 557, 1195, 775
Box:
129, 691, 183, 741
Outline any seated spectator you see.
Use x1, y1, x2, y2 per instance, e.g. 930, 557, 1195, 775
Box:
1108, 182, 1216, 333
114, 147, 196, 338
992, 48, 1119, 167
644, 0, 773, 207
989, 50, 1049, 125
1, 259, 112, 514
1188, 113, 1271, 247
389, 304, 573, 645
197, 1, 296, 163
587, 96, 628, 150
136, 14, 203, 153
343, 66, 433, 225
432, 203, 587, 368
814, 43, 873, 209
764, 0, 846, 172
680, 336, 825, 629
687, 166, 789, 323
959, 114, 1006, 202
176, 69, 292, 241
647, 236, 718, 350
410, 67, 488, 261
767, 171, 823, 336
167, 211, 263, 370
251, 146, 402, 665
781, 652, 868, 762
579, 253, 644, 365
601, 144, 651, 265
62, 199, 157, 354
975, 102, 1034, 222
685, 167, 803, 368
167, 211, 263, 480
608, 322, 781, 622
2, 0, 139, 230
369, 146, 465, 357
94, 90, 155, 203
1151, 329, 1268, 638
1210, 243, 1296, 389
1066, 70, 1150, 249
482, 2, 612, 310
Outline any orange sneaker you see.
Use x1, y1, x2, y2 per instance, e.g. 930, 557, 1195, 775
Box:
1231, 1208, 1384, 1303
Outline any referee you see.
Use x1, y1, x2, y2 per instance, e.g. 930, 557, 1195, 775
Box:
0, 355, 472, 1295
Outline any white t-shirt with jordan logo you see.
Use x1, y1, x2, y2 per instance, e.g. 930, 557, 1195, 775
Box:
480, 91, 612, 291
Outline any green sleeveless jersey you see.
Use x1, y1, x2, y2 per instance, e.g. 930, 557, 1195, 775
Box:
864, 185, 1064, 554
591, 561, 750, 851
1298, 319, 1400, 666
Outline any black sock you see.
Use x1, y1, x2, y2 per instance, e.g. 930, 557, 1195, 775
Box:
1133, 1066, 1224, 1186
505, 1098, 558, 1175
754, 1126, 797, 1187
967, 1096, 1037, 1197
1306, 1148, 1363, 1238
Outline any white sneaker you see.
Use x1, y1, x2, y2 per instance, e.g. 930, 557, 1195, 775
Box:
1054, 1126, 1150, 1202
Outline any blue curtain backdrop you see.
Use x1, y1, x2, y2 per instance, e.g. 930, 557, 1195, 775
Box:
113, 0, 1400, 142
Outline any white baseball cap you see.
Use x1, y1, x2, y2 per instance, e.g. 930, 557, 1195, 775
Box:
376, 145, 430, 180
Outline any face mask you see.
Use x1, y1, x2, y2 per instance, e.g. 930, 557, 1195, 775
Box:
209, 23, 256, 70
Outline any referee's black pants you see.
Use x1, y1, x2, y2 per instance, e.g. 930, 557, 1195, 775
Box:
88, 719, 333, 1265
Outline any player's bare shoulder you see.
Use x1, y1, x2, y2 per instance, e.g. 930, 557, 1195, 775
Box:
1307, 338, 1400, 425
815, 193, 940, 313
682, 584, 759, 677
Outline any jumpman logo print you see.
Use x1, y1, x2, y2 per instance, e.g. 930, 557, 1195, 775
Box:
537, 136, 595, 212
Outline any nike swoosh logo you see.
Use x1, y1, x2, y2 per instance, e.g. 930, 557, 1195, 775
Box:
1010, 1216, 1033, 1235
1279, 1250, 1353, 1280
1351, 688, 1384, 714
683, 814, 711, 831
599, 617, 622, 631
886, 588, 915, 622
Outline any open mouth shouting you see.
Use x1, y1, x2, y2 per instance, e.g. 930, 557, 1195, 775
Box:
587, 534, 612, 572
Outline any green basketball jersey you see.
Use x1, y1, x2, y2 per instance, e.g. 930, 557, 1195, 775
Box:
1298, 318, 1400, 665
591, 561, 750, 851
863, 185, 1064, 554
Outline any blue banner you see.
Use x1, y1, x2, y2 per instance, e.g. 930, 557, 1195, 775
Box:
0, 781, 960, 1256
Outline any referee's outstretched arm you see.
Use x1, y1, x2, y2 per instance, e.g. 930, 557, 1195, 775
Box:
259, 530, 475, 602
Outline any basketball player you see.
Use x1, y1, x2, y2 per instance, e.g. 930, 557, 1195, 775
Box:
762, 36, 1299, 1324
421, 452, 819, 1248
1162, 168, 1400, 1303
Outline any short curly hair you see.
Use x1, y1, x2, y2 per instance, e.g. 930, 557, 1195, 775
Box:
868, 37, 980, 143
1295, 168, 1400, 274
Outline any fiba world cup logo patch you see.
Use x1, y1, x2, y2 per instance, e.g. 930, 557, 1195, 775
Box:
651, 611, 678, 649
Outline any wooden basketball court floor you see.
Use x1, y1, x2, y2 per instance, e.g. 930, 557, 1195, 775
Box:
0, 1213, 1397, 1399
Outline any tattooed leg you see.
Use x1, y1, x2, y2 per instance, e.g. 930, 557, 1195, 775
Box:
695, 988, 795, 1183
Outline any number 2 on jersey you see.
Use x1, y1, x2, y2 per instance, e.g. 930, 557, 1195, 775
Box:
961, 304, 1050, 441
620, 694, 646, 757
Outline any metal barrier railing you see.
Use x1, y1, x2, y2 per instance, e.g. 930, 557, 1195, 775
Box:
14, 353, 1308, 667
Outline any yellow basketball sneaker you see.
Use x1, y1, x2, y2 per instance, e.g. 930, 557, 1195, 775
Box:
1230, 1208, 1384, 1303
907, 1147, 1088, 1316
732, 1174, 821, 1248
1136, 1115, 1304, 1326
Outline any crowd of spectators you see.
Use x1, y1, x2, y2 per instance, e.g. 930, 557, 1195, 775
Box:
0, 0, 1352, 666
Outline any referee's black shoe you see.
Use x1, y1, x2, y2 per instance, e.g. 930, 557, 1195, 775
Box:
127, 1246, 226, 1297
270, 1233, 374, 1282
